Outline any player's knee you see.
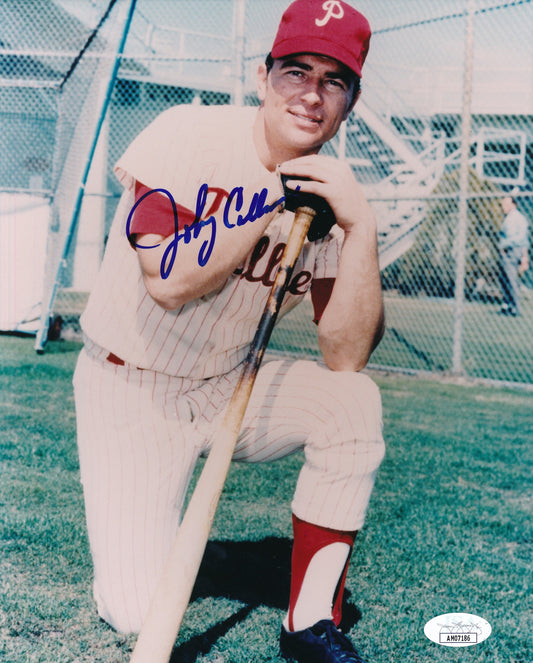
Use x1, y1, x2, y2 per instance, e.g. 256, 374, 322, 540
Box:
98, 606, 144, 636
294, 362, 383, 438
317, 369, 385, 473
93, 581, 145, 634
331, 370, 383, 435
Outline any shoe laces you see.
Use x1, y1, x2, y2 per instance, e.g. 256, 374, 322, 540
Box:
313, 620, 367, 662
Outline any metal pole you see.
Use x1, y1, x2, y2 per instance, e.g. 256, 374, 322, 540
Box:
452, 0, 475, 375
232, 0, 246, 106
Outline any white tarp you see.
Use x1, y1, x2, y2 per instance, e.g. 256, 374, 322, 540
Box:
0, 193, 50, 333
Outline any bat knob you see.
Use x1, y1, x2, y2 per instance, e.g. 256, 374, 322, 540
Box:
280, 174, 336, 242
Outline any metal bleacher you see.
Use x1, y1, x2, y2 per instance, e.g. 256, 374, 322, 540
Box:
331, 101, 530, 270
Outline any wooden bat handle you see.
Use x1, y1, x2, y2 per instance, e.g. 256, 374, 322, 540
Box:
129, 206, 316, 663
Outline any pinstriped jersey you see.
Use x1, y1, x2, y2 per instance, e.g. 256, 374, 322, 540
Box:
80, 105, 342, 379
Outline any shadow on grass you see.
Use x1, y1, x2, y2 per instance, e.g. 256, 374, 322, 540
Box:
170, 537, 362, 661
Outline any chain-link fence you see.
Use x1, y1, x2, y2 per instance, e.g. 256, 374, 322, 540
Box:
1, 0, 532, 386
0, 0, 136, 344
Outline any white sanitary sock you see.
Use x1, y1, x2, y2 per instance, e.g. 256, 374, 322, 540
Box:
283, 541, 350, 632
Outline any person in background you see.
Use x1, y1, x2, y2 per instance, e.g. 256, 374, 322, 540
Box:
499, 195, 529, 316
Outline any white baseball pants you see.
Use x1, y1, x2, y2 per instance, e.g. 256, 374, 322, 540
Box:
73, 342, 384, 633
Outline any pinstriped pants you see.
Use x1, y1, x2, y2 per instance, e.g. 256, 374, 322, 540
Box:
73, 344, 384, 633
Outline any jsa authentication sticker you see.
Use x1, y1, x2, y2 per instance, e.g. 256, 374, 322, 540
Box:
424, 613, 492, 647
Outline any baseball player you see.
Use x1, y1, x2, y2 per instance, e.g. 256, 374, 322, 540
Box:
73, 1, 385, 661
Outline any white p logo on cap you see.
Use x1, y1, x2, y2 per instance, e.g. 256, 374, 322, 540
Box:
315, 0, 344, 27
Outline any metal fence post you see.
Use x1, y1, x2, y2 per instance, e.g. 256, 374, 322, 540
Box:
231, 0, 246, 106
452, 0, 476, 375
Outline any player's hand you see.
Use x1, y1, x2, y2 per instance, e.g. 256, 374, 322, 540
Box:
278, 154, 375, 237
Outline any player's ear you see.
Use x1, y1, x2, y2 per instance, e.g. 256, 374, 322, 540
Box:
256, 63, 268, 103
343, 87, 361, 121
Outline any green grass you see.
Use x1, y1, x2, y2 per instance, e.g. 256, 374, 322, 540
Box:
1, 335, 532, 662
270, 293, 533, 385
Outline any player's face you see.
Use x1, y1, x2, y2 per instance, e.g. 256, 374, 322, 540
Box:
501, 197, 513, 214
257, 54, 357, 158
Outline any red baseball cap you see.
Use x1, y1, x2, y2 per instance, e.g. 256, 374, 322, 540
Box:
271, 0, 371, 77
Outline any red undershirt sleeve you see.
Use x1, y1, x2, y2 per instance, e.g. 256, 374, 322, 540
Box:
310, 277, 335, 324
128, 181, 196, 243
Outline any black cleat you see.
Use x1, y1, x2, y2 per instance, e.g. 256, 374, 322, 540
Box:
280, 619, 368, 662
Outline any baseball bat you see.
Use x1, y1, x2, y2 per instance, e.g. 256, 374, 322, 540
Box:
129, 205, 316, 663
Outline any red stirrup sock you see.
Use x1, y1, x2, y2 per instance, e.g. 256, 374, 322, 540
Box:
287, 514, 357, 632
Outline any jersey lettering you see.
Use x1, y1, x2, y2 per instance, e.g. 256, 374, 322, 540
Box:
235, 235, 312, 295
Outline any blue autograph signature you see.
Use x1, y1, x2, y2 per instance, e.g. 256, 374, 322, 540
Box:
126, 183, 286, 279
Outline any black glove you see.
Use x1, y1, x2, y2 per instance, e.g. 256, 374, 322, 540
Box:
280, 174, 337, 242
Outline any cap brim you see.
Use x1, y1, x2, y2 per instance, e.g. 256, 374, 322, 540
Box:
271, 36, 363, 77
